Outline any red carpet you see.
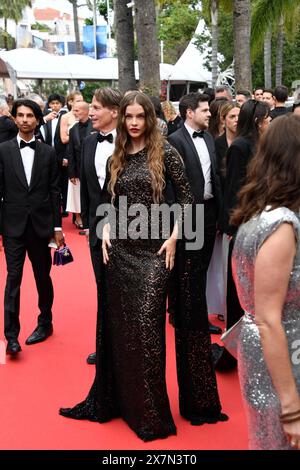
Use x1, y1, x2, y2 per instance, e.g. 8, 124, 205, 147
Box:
0, 216, 248, 450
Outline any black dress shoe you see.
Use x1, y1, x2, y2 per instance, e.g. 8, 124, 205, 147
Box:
6, 339, 22, 355
208, 321, 222, 335
25, 325, 53, 345
190, 412, 229, 426
61, 211, 69, 218
86, 352, 96, 364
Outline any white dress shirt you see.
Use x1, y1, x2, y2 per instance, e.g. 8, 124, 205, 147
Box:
17, 134, 62, 232
17, 134, 35, 186
95, 129, 116, 189
185, 123, 213, 199
51, 116, 59, 146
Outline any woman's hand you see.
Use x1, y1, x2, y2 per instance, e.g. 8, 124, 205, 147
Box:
283, 419, 300, 450
157, 236, 176, 270
102, 223, 111, 265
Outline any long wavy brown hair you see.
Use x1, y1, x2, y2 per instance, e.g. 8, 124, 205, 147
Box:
108, 91, 165, 203
231, 114, 300, 227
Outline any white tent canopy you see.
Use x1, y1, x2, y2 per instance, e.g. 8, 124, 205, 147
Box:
0, 46, 210, 97
170, 20, 211, 83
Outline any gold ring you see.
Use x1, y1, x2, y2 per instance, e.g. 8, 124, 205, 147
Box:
291, 440, 297, 447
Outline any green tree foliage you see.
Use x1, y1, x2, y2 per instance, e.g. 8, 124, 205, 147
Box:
31, 80, 70, 99
0, 0, 32, 50
157, 0, 200, 63
195, 2, 300, 90
0, 0, 32, 22
31, 22, 51, 32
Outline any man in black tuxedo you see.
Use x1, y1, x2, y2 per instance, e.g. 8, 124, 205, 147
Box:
81, 88, 123, 364
0, 99, 64, 355
67, 101, 93, 231
68, 101, 92, 182
167, 94, 227, 425
42, 94, 69, 215
168, 92, 222, 335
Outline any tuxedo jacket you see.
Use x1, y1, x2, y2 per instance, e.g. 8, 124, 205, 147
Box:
67, 120, 93, 179
42, 111, 67, 162
0, 115, 18, 143
0, 138, 61, 238
80, 133, 111, 247
168, 125, 221, 211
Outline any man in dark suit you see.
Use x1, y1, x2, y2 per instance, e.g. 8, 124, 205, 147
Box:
168, 92, 222, 334
0, 99, 64, 355
68, 101, 92, 182
67, 101, 93, 231
0, 98, 18, 143
42, 94, 69, 215
81, 88, 123, 364
167, 93, 227, 425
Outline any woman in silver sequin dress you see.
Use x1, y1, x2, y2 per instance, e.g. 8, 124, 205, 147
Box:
231, 114, 300, 450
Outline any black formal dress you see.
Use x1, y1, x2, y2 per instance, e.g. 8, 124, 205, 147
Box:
60, 143, 195, 441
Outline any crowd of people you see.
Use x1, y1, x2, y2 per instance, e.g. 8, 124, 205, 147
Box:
0, 82, 299, 449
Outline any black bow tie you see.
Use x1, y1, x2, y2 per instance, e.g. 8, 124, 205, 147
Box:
97, 133, 113, 144
192, 131, 204, 139
20, 140, 36, 150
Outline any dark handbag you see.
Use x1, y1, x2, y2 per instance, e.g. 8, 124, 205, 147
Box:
53, 244, 74, 266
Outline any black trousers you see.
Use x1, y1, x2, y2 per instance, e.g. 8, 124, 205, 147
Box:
3, 219, 53, 340
89, 240, 104, 349
226, 237, 244, 329
168, 198, 217, 321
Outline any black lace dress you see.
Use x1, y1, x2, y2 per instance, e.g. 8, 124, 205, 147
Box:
60, 144, 193, 440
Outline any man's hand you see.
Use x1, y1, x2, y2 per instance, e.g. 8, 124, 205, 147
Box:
54, 230, 65, 248
62, 158, 68, 167
44, 111, 58, 122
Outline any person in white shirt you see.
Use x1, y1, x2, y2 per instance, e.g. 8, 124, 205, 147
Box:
80, 88, 123, 365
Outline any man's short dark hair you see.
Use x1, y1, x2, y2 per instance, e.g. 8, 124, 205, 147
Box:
236, 90, 252, 99
273, 85, 289, 102
11, 99, 44, 126
263, 88, 274, 96
48, 93, 64, 105
179, 93, 209, 121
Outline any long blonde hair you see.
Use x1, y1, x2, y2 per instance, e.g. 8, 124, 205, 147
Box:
109, 91, 165, 203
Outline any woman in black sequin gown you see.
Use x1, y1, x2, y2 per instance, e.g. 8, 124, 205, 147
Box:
60, 92, 193, 441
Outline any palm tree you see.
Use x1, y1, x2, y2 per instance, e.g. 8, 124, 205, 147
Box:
0, 0, 32, 50
68, 0, 82, 54
233, 0, 252, 91
135, 0, 160, 95
114, 0, 136, 93
202, 0, 233, 87
251, 0, 300, 87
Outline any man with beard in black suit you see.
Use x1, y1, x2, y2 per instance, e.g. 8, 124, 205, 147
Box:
0, 99, 64, 355
167, 92, 227, 425
168, 92, 222, 335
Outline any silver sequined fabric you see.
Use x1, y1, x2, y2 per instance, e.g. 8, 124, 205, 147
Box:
232, 207, 300, 450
